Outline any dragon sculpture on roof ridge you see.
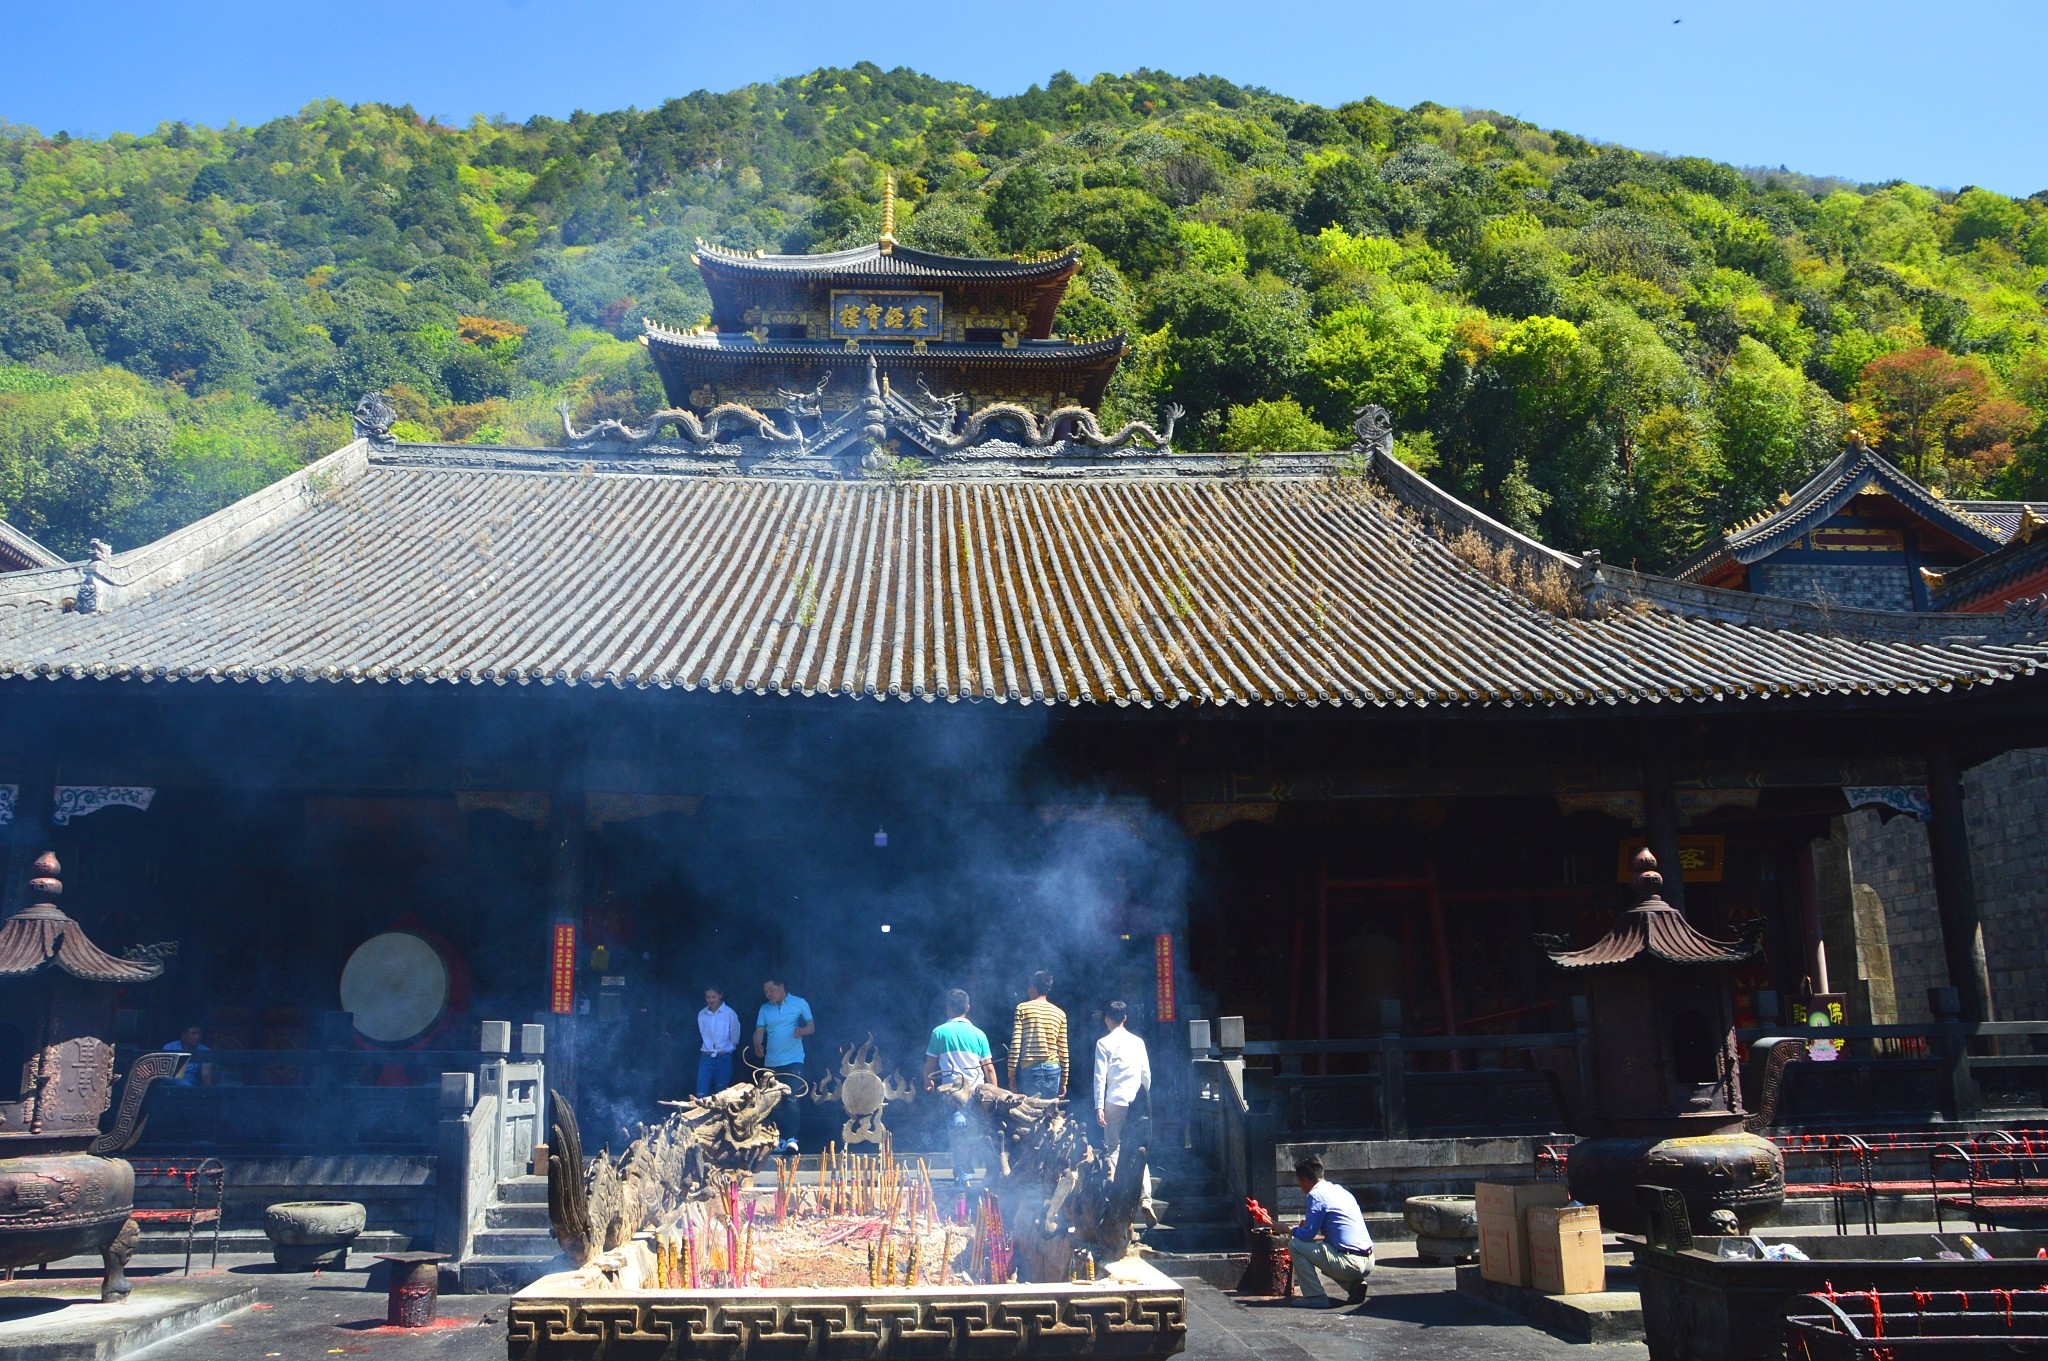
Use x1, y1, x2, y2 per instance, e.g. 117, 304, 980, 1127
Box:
918, 401, 1182, 452
557, 401, 800, 447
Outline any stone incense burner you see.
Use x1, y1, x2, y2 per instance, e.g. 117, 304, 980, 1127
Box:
1539, 847, 1785, 1232
0, 853, 179, 1300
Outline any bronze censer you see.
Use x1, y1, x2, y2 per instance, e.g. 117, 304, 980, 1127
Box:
0, 853, 181, 1300
1539, 848, 1785, 1232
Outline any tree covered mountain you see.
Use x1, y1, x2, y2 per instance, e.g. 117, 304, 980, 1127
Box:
1, 64, 2044, 568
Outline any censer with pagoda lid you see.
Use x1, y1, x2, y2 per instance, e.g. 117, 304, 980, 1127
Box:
1538, 847, 1785, 1232
0, 852, 183, 1300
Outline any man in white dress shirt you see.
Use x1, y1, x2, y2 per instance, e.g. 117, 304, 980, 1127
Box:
695, 987, 741, 1097
1093, 1001, 1154, 1218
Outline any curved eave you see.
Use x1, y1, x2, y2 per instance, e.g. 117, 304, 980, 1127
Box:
5, 654, 2043, 711
694, 240, 1083, 284
644, 331, 1128, 367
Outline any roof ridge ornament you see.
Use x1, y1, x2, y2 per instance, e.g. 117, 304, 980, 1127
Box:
1350, 405, 1395, 459
73, 539, 111, 615
353, 392, 397, 448
913, 398, 1181, 452
879, 174, 896, 254
557, 400, 800, 448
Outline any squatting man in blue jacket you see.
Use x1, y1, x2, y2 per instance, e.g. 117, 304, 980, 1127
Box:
1289, 1154, 1374, 1307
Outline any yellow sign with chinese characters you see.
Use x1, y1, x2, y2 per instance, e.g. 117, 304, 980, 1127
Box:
829, 290, 943, 339
1616, 835, 1726, 883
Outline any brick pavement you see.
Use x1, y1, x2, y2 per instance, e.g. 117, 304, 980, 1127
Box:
15, 1243, 1645, 1359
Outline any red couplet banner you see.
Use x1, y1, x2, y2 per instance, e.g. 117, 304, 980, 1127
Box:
1155, 933, 1176, 1024
550, 923, 577, 1015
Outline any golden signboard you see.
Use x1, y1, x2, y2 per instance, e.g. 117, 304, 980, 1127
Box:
829, 290, 944, 339
1617, 835, 1726, 883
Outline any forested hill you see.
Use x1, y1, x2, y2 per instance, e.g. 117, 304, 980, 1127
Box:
2, 65, 2045, 569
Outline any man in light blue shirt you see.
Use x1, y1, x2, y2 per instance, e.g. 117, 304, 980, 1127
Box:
1289, 1154, 1372, 1307
752, 976, 814, 1154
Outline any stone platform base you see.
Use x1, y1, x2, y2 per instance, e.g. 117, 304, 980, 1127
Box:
0, 1277, 256, 1360
508, 1257, 1186, 1359
1454, 1262, 1642, 1345
1151, 1252, 1249, 1292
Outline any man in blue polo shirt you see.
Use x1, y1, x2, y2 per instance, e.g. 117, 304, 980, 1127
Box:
753, 976, 814, 1155
1289, 1154, 1372, 1307
923, 988, 997, 1183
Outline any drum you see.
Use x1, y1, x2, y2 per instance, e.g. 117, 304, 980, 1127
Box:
339, 932, 449, 1044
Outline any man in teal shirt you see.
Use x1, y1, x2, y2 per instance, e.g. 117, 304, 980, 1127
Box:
753, 976, 814, 1154
924, 988, 997, 1183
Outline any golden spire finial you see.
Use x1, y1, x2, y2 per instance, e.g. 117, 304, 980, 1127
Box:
880, 174, 897, 253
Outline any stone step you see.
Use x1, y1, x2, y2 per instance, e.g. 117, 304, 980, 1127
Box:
459, 1253, 561, 1295
472, 1226, 559, 1258
136, 1228, 414, 1257
485, 1200, 552, 1229
497, 1176, 549, 1204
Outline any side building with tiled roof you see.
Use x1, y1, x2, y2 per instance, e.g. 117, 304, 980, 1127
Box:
1675, 438, 2007, 611
1676, 439, 2048, 1029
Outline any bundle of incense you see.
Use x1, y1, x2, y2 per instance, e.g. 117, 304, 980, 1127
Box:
884, 1236, 896, 1286
940, 1230, 954, 1285
904, 1240, 919, 1287
866, 1242, 878, 1287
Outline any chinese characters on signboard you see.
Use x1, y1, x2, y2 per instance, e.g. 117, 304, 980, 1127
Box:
829, 290, 944, 339
1615, 835, 1726, 883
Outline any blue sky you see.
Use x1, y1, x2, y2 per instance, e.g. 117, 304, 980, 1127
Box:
4, 0, 2042, 196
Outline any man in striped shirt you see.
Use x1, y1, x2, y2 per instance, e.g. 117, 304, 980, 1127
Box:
1008, 971, 1068, 1098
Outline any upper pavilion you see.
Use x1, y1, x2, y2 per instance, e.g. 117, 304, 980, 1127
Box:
643, 180, 1127, 422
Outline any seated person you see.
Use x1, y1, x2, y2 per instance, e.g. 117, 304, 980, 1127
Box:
163, 1024, 213, 1087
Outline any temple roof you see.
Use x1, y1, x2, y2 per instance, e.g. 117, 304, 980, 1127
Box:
0, 418, 2042, 708
1675, 440, 2007, 584
0, 519, 60, 573
1542, 853, 1766, 969
1951, 501, 2048, 543
692, 240, 1083, 286
1928, 512, 2048, 613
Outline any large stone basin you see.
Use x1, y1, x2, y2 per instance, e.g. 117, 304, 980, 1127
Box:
506, 1255, 1187, 1359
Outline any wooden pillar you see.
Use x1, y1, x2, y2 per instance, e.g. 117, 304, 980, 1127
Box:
1424, 860, 1462, 1071
1641, 747, 1685, 914
1925, 734, 1993, 1024
1793, 843, 1828, 995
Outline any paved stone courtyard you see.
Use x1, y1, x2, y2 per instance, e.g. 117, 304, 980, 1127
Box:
5, 1242, 1648, 1360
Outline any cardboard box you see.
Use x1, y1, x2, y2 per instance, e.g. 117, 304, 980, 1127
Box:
1527, 1203, 1605, 1295
1476, 1181, 1570, 1287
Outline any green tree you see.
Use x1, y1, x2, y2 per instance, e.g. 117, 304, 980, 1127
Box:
1218, 399, 1341, 453
1051, 188, 1180, 277
1147, 273, 1312, 420
986, 167, 1055, 251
